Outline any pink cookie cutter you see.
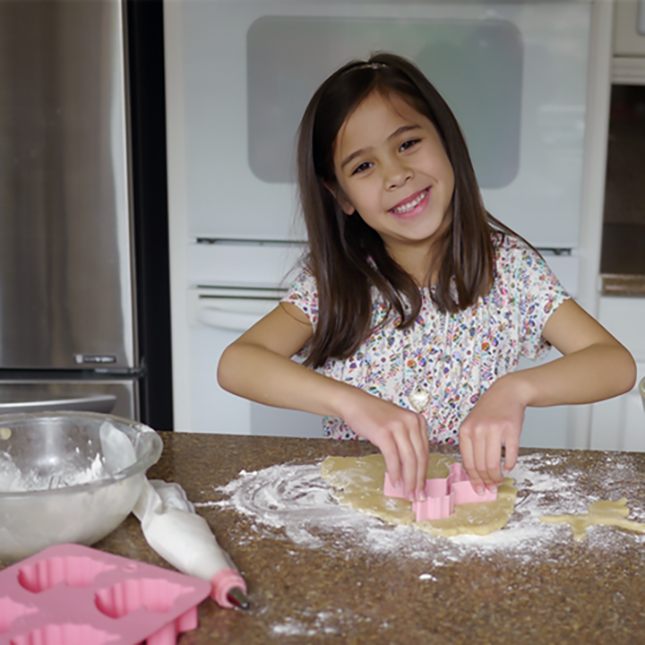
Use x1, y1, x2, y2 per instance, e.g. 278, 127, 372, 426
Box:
384, 462, 498, 521
0, 543, 211, 645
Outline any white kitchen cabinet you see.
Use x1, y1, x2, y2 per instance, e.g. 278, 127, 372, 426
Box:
614, 0, 645, 56
590, 296, 645, 450
612, 0, 645, 83
589, 364, 645, 451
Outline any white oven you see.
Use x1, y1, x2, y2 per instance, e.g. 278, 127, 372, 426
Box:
164, 1, 592, 439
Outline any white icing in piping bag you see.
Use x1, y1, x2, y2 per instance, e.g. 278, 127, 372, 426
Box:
133, 478, 249, 609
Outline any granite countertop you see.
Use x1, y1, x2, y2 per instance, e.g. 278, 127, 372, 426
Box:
600, 273, 645, 297
83, 431, 645, 644
7, 432, 645, 643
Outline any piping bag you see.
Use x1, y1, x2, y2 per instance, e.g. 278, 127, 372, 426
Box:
132, 479, 249, 609
99, 422, 248, 609
132, 478, 249, 609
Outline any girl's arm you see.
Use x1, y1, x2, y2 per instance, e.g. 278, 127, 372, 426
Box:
459, 298, 637, 492
217, 302, 429, 499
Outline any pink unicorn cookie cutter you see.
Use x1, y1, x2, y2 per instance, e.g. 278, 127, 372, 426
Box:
384, 462, 498, 522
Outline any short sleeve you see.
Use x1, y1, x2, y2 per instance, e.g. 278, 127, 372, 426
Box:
282, 265, 319, 329
497, 236, 570, 360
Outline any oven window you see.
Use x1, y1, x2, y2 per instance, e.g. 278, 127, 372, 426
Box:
247, 17, 523, 189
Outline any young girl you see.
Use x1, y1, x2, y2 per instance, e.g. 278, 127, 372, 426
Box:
218, 52, 636, 502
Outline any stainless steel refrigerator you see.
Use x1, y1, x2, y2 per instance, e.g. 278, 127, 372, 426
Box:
0, 0, 172, 424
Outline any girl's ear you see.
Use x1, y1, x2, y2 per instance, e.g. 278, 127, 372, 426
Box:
322, 180, 355, 216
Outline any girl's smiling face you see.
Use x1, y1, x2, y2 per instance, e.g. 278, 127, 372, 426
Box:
331, 91, 455, 277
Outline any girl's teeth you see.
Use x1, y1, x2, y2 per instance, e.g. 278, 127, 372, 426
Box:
392, 190, 427, 214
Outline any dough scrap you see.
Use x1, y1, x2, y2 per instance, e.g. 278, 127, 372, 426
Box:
321, 453, 517, 537
540, 498, 645, 541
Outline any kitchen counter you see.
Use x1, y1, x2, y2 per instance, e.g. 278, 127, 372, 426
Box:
600, 273, 645, 297
16, 432, 645, 643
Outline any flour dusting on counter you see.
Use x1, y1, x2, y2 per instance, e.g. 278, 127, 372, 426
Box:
271, 610, 344, 637
201, 452, 645, 564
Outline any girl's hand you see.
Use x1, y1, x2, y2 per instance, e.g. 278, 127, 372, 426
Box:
458, 375, 527, 493
341, 394, 430, 501
459, 299, 637, 493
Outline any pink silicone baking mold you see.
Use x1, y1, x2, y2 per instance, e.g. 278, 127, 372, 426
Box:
384, 462, 498, 521
0, 543, 212, 645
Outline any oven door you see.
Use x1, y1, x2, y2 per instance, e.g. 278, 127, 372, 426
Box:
165, 0, 592, 249
185, 287, 324, 437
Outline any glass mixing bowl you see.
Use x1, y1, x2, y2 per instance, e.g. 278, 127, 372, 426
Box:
0, 411, 163, 562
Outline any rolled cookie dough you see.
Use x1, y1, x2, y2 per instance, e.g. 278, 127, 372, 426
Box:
540, 497, 645, 541
321, 453, 517, 537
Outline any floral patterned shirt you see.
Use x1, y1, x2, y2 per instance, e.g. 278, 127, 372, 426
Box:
283, 233, 570, 444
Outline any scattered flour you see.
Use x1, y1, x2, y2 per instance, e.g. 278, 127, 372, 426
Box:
200, 452, 645, 639
200, 452, 645, 565
258, 605, 371, 638
271, 611, 342, 637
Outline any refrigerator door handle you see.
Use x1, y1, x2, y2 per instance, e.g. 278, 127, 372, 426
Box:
196, 297, 279, 333
0, 394, 117, 415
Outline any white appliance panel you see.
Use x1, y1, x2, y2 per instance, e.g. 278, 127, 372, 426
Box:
186, 302, 323, 437
188, 241, 306, 288
173, 1, 591, 249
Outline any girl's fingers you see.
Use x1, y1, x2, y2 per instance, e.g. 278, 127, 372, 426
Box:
408, 415, 430, 498
384, 415, 428, 501
485, 433, 504, 488
503, 435, 519, 474
462, 427, 499, 494
394, 431, 418, 499
472, 432, 491, 491
380, 437, 402, 493
473, 428, 504, 490
460, 419, 508, 491
459, 432, 481, 491
346, 398, 430, 501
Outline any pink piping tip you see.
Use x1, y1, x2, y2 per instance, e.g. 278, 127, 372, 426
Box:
210, 568, 248, 608
384, 462, 498, 521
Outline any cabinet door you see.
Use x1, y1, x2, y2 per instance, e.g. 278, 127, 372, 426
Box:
622, 381, 645, 450
614, 0, 645, 56
591, 297, 645, 451
590, 367, 645, 451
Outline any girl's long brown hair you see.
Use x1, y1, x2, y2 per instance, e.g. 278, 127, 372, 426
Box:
297, 52, 511, 369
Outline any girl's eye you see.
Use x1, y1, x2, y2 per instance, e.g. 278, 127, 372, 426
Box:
351, 161, 372, 175
400, 139, 420, 152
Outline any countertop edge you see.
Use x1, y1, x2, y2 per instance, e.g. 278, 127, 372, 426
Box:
600, 273, 645, 297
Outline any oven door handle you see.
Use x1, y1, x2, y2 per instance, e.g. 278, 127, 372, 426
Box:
196, 298, 279, 333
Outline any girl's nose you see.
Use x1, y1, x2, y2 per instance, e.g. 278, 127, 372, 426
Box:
384, 161, 412, 190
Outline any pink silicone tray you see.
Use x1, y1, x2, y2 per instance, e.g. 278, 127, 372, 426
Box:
0, 543, 211, 645
384, 462, 497, 521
